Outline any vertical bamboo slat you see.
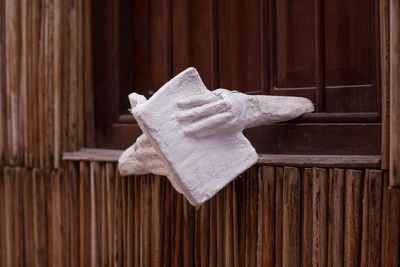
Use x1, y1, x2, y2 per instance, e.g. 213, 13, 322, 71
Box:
282, 167, 301, 267
381, 0, 390, 170
78, 161, 90, 266
384, 187, 400, 266
262, 166, 275, 267
22, 168, 34, 265
53, 0, 62, 168
361, 170, 370, 267
0, 166, 5, 267
32, 168, 48, 266
47, 170, 63, 267
275, 167, 283, 267
66, 161, 79, 266
89, 162, 100, 266
4, 167, 15, 266
312, 168, 329, 267
344, 170, 364, 267
151, 175, 163, 267
225, 183, 234, 267
5, 0, 22, 165
367, 170, 382, 266
0, 0, 6, 165
329, 168, 345, 267
216, 186, 225, 267
380, 171, 389, 267
390, 0, 400, 186
302, 168, 313, 267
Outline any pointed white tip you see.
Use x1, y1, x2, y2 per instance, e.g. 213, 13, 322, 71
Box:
128, 93, 147, 109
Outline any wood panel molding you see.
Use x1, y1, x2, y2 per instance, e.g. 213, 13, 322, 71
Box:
390, 0, 400, 186
63, 148, 381, 168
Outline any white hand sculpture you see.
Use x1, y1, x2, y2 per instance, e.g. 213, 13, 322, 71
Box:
177, 88, 315, 138
118, 67, 314, 206
118, 134, 169, 177
119, 89, 314, 176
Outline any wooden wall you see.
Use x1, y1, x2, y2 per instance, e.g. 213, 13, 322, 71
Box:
0, 0, 93, 169
0, 164, 398, 267
0, 0, 399, 266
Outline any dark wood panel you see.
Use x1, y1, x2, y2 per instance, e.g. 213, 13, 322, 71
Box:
244, 123, 381, 155
218, 0, 265, 93
96, 123, 142, 150
93, 0, 382, 151
325, 0, 375, 86
93, 0, 172, 147
172, 0, 217, 89
275, 0, 315, 88
390, 0, 400, 186
271, 0, 380, 113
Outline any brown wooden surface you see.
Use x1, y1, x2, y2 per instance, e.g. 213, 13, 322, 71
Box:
312, 168, 328, 267
385, 187, 400, 267
244, 123, 381, 155
282, 167, 301, 267
93, 0, 382, 152
63, 148, 382, 168
302, 168, 313, 267
1, 0, 399, 266
390, 0, 400, 186
328, 169, 345, 267
0, 0, 93, 168
0, 160, 395, 267
344, 170, 364, 267
381, 0, 391, 170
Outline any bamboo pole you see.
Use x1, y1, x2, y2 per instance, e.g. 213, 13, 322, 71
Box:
282, 167, 301, 267
344, 170, 363, 266
302, 168, 313, 267
262, 166, 276, 267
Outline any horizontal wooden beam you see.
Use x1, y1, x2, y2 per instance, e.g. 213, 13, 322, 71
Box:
63, 148, 381, 168
257, 154, 381, 168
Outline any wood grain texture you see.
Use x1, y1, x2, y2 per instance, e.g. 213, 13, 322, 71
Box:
282, 167, 301, 267
344, 170, 364, 267
0, 1, 391, 264
384, 187, 400, 267
0, 163, 394, 266
328, 168, 345, 267
312, 168, 328, 267
262, 166, 275, 267
0, 0, 92, 168
93, 0, 382, 152
390, 0, 400, 186
381, 0, 390, 170
275, 167, 283, 267
302, 168, 313, 267
367, 170, 383, 266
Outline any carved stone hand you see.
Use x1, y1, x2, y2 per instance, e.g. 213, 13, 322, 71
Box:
119, 78, 314, 177
176, 88, 315, 138
118, 134, 168, 176
118, 67, 314, 206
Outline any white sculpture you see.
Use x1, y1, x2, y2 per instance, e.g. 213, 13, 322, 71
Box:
118, 67, 314, 207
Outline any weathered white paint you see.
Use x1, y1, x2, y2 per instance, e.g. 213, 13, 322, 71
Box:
118, 67, 314, 207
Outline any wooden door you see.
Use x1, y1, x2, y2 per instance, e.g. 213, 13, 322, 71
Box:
93, 0, 381, 155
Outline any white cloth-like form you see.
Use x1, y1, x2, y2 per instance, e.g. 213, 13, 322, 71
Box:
119, 67, 315, 207
128, 68, 258, 207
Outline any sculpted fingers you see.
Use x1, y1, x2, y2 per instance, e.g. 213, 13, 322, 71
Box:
177, 92, 221, 108
118, 143, 148, 176
134, 146, 161, 163
182, 112, 236, 137
135, 134, 152, 148
177, 99, 229, 122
